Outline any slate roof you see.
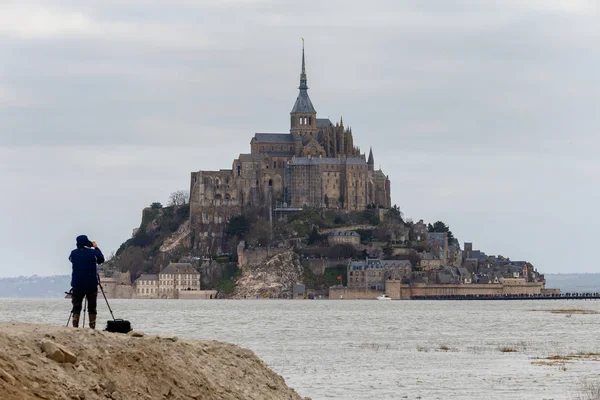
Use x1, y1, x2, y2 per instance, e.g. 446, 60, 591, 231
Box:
291, 90, 316, 114
238, 154, 264, 161
253, 133, 294, 143
349, 259, 411, 271
289, 157, 366, 166
159, 263, 198, 275
329, 231, 359, 237
135, 274, 158, 282
316, 118, 333, 128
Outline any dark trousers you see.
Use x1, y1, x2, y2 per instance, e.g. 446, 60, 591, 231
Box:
71, 290, 98, 315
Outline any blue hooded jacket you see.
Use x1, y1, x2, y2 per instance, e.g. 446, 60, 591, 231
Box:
69, 235, 105, 292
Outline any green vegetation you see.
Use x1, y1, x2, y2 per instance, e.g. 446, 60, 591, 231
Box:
428, 221, 454, 241
303, 265, 346, 290
218, 279, 236, 295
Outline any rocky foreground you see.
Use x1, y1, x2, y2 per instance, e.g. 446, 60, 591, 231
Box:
0, 323, 308, 400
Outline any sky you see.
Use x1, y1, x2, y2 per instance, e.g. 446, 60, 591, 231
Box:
0, 0, 598, 277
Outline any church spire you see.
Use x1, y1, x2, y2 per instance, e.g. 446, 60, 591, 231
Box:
368, 147, 374, 171
299, 38, 308, 90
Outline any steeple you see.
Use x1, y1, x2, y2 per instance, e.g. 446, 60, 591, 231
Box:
368, 147, 374, 171
290, 39, 317, 136
299, 39, 308, 90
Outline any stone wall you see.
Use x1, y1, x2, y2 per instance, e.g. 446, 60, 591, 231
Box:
98, 271, 133, 299
237, 246, 289, 268
328, 287, 382, 300
302, 258, 348, 275
178, 290, 218, 299
385, 281, 546, 299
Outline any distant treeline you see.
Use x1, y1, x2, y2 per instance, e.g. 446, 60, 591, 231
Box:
0, 275, 70, 298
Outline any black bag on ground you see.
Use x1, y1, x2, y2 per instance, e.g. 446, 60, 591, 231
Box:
105, 319, 132, 334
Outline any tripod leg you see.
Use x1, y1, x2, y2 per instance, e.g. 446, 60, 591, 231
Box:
82, 298, 87, 328
97, 275, 116, 320
66, 312, 72, 327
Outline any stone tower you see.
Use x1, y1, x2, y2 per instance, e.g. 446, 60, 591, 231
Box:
290, 40, 317, 137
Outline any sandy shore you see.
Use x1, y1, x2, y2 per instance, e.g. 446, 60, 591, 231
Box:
0, 322, 308, 400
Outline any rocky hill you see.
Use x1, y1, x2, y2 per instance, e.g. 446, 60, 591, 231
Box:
0, 322, 308, 400
234, 251, 304, 299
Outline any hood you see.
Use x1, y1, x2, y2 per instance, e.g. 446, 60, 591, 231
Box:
76, 235, 92, 248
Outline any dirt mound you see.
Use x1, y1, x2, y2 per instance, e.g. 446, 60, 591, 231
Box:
0, 323, 308, 400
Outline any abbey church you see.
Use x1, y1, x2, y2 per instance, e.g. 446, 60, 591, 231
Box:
189, 45, 391, 252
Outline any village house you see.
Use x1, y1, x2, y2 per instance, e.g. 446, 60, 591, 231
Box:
348, 259, 412, 290
328, 230, 360, 246
134, 274, 159, 298
158, 263, 201, 299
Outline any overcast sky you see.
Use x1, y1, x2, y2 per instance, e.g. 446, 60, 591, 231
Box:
0, 0, 598, 277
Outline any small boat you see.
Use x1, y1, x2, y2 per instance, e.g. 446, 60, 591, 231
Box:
376, 294, 391, 301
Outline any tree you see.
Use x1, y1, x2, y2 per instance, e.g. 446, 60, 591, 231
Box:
225, 215, 250, 239
386, 204, 404, 224
168, 190, 189, 207
150, 202, 163, 209
307, 226, 325, 245
324, 195, 329, 208
428, 221, 454, 241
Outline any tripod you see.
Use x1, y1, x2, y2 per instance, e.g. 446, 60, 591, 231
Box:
97, 274, 116, 321
65, 273, 113, 328
65, 297, 87, 328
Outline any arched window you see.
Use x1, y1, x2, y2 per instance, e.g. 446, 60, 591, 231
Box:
237, 165, 241, 176
268, 179, 273, 187
273, 161, 277, 169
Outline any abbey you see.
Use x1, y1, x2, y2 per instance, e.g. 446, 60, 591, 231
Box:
189, 45, 391, 252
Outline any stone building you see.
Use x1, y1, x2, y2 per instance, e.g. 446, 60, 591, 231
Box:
327, 231, 360, 246
189, 44, 391, 253
157, 263, 201, 299
348, 259, 412, 291
134, 274, 158, 298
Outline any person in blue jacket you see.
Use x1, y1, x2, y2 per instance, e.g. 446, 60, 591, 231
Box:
69, 235, 104, 328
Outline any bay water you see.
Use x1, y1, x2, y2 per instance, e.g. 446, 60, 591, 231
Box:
1, 298, 598, 400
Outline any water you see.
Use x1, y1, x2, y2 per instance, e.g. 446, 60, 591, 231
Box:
1, 298, 599, 400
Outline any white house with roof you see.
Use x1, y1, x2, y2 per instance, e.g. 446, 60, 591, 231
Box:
134, 274, 159, 298
158, 263, 201, 299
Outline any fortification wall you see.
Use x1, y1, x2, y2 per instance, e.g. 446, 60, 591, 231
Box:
302, 258, 348, 275
178, 290, 218, 299
385, 281, 546, 299
328, 287, 382, 300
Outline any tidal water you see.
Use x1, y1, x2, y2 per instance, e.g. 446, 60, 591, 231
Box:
1, 298, 599, 400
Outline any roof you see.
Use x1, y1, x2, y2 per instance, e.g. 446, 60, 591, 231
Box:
238, 154, 264, 161
135, 274, 158, 282
253, 133, 294, 143
288, 157, 366, 166
316, 118, 333, 128
159, 263, 198, 275
329, 231, 359, 237
291, 89, 316, 114
457, 268, 471, 277
349, 259, 411, 271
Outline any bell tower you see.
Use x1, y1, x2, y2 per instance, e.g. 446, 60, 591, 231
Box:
290, 39, 317, 137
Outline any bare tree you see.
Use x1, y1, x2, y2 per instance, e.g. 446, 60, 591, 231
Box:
168, 190, 189, 207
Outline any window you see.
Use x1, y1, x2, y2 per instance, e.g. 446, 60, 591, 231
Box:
269, 179, 273, 187
274, 161, 277, 168
309, 117, 312, 125
237, 165, 241, 176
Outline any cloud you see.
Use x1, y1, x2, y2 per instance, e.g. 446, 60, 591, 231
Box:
0, 2, 212, 49
0, 0, 598, 276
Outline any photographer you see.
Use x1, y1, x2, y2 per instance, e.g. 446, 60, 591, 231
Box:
69, 235, 105, 329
